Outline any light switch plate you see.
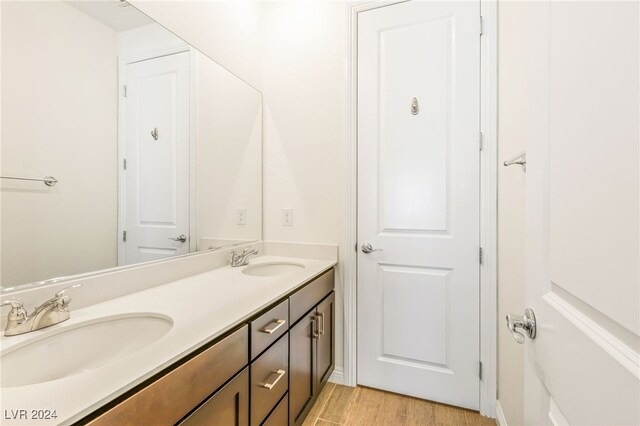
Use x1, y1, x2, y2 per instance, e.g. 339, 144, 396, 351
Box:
282, 208, 293, 226
237, 208, 247, 226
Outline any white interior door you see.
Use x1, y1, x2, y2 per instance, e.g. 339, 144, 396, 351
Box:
522, 2, 640, 424
357, 1, 481, 409
123, 51, 190, 265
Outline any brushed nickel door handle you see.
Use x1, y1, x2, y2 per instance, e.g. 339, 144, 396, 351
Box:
168, 234, 187, 243
361, 243, 383, 254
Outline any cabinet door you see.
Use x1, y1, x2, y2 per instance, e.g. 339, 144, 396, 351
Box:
316, 292, 335, 388
289, 313, 317, 426
179, 367, 249, 426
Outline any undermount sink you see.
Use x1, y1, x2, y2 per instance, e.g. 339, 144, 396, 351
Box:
242, 262, 305, 277
1, 313, 173, 388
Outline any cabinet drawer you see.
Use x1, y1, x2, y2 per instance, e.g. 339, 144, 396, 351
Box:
250, 333, 289, 426
290, 269, 334, 324
250, 299, 289, 360
179, 367, 248, 426
87, 325, 249, 426
262, 394, 288, 426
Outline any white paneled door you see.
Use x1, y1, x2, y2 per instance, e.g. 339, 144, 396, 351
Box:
357, 1, 481, 409
123, 51, 190, 265
522, 2, 639, 424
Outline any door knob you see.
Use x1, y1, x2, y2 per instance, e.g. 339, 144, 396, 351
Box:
506, 308, 536, 344
361, 243, 383, 254
168, 234, 187, 243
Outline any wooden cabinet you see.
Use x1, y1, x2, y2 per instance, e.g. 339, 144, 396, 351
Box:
262, 395, 288, 426
316, 292, 335, 389
289, 311, 317, 426
78, 268, 335, 426
250, 334, 289, 426
85, 325, 249, 426
179, 368, 249, 426
289, 291, 335, 426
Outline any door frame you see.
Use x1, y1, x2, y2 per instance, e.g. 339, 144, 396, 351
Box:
343, 0, 498, 417
117, 46, 198, 265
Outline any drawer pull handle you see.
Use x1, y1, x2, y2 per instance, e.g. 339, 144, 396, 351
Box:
318, 312, 325, 336
260, 319, 286, 334
262, 369, 286, 390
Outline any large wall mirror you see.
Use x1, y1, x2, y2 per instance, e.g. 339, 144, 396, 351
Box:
0, 1, 263, 290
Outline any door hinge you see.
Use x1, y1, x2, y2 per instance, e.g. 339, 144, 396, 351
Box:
479, 361, 483, 380
479, 247, 483, 264
123, 85, 127, 98
479, 132, 484, 151
480, 16, 484, 36
355, 243, 358, 252
123, 158, 127, 170
122, 230, 127, 242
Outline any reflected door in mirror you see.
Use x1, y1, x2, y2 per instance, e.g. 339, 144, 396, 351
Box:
123, 51, 190, 265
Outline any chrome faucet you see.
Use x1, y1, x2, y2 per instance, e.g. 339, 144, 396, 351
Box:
0, 284, 82, 337
230, 247, 259, 267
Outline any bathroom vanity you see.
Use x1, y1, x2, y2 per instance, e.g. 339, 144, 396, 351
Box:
0, 243, 337, 426
83, 269, 335, 426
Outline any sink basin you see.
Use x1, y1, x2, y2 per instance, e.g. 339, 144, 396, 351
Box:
1, 313, 173, 388
242, 262, 305, 277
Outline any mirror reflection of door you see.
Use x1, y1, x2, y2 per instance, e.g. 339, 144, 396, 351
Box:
122, 51, 191, 265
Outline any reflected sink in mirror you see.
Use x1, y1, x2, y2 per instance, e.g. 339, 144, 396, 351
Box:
242, 262, 305, 277
1, 313, 173, 388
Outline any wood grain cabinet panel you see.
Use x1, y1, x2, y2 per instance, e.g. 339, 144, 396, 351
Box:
289, 312, 316, 426
179, 368, 249, 426
250, 299, 289, 360
289, 291, 335, 426
250, 334, 289, 426
316, 292, 335, 388
290, 269, 334, 325
86, 326, 248, 426
262, 395, 288, 426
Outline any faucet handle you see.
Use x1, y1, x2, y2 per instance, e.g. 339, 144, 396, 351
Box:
55, 284, 82, 307
1, 299, 27, 321
55, 283, 82, 298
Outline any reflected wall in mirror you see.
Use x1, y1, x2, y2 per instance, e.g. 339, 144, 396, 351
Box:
0, 1, 262, 289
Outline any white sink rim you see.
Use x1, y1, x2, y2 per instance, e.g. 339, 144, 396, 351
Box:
1, 312, 173, 388
241, 261, 306, 277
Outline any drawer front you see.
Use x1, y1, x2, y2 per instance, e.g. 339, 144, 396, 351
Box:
87, 325, 249, 426
250, 333, 289, 426
262, 394, 288, 426
290, 269, 334, 324
251, 299, 289, 360
179, 367, 249, 426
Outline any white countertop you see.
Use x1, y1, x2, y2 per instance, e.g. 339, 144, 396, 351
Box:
0, 254, 336, 425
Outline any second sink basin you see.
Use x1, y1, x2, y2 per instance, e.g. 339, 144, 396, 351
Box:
242, 262, 305, 277
1, 313, 173, 388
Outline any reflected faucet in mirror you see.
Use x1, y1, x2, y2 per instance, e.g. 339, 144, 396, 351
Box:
0, 284, 82, 336
230, 248, 259, 267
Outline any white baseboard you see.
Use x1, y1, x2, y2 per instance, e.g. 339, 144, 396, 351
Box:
496, 401, 508, 426
328, 367, 345, 385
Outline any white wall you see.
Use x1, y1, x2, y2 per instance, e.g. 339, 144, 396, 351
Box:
1, 1, 118, 287
261, 1, 347, 369
497, 1, 527, 424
